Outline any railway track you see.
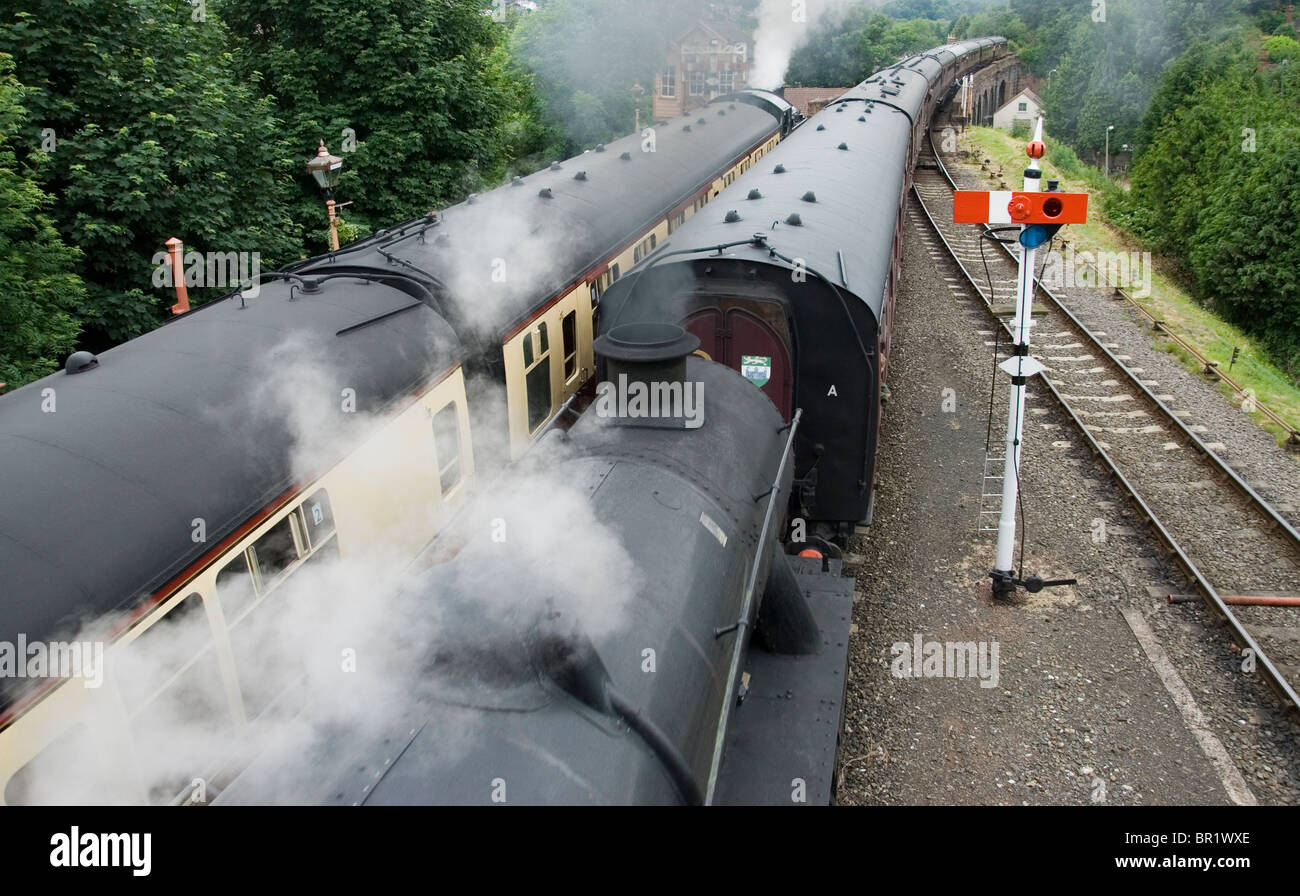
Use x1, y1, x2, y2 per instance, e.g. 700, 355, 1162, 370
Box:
910, 126, 1300, 713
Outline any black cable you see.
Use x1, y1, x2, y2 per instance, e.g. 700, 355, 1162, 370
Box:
607, 688, 703, 806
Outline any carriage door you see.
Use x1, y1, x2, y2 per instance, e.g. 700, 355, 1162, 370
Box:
683, 306, 792, 420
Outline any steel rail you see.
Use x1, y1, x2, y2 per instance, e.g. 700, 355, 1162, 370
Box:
910, 131, 1300, 711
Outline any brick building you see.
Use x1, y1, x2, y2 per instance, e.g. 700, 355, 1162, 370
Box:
653, 20, 752, 120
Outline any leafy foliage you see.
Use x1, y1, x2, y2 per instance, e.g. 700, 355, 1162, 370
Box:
217, 0, 542, 248
1118, 54, 1300, 373
0, 57, 85, 388
0, 0, 305, 347
785, 11, 948, 86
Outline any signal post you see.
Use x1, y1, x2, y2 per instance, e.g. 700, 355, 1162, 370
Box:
952, 118, 1088, 598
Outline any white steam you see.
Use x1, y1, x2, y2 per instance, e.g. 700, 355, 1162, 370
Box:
751, 0, 837, 89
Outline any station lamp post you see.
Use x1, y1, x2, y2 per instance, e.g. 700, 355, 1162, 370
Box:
1104, 124, 1115, 177
632, 82, 645, 133
306, 139, 344, 251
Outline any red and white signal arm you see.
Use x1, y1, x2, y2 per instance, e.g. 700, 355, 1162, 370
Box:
953, 190, 1088, 225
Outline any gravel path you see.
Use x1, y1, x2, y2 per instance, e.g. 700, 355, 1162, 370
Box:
834, 197, 1300, 806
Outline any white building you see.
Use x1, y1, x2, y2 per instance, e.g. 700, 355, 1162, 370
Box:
992, 88, 1043, 132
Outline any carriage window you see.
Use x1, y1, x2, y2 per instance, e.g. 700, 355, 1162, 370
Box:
526, 359, 551, 433
562, 311, 578, 381
635, 245, 642, 263
216, 554, 257, 622
650, 234, 657, 250
115, 593, 211, 711
590, 284, 600, 305
301, 489, 334, 550
523, 332, 534, 367
612, 264, 620, 281
432, 403, 462, 493
523, 324, 553, 434
251, 515, 298, 590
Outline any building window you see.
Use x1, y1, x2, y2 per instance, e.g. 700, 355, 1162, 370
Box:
431, 404, 462, 493
562, 311, 578, 381
688, 70, 705, 96
660, 68, 675, 98
718, 70, 734, 94
1018, 101, 1028, 112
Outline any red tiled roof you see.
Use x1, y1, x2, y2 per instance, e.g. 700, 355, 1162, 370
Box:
782, 87, 851, 115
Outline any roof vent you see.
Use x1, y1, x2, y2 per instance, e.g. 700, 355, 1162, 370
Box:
835, 105, 844, 112
683, 124, 692, 132
717, 109, 725, 116
511, 176, 523, 186
837, 142, 848, 150
746, 189, 762, 200
774, 164, 786, 174
549, 161, 562, 171
300, 277, 323, 293
697, 117, 706, 124
785, 213, 803, 226
574, 170, 588, 181
620, 151, 632, 160
466, 193, 478, 204
816, 124, 825, 131
801, 191, 817, 203
539, 187, 553, 199
65, 351, 98, 375
724, 210, 741, 223
595, 144, 606, 152
728, 103, 736, 109
858, 115, 866, 122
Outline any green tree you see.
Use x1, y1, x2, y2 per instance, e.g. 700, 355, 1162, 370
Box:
0, 0, 303, 347
218, 0, 541, 246
0, 57, 84, 388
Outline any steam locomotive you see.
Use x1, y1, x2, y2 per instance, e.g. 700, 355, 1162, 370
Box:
0, 35, 1008, 805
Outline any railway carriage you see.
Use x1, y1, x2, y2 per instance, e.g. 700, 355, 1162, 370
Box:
598, 38, 1007, 538
0, 92, 793, 804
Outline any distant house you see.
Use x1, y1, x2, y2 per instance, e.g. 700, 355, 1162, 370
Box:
781, 87, 851, 118
993, 88, 1042, 132
653, 20, 752, 120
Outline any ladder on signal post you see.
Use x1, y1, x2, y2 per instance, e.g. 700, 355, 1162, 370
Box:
979, 454, 1005, 533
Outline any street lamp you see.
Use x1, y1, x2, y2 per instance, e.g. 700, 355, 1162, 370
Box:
306, 139, 344, 251
1104, 124, 1115, 177
631, 82, 645, 133
1047, 67, 1058, 92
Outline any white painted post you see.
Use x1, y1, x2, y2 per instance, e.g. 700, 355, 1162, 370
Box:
992, 117, 1047, 594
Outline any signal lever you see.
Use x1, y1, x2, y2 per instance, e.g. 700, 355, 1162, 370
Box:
991, 571, 1078, 597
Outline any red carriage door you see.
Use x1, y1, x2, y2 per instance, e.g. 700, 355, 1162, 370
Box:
684, 308, 723, 362
727, 308, 792, 420
683, 306, 792, 420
